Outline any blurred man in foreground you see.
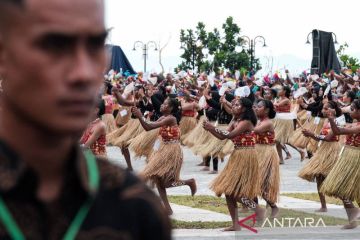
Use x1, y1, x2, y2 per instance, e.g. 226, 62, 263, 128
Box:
0, 0, 171, 239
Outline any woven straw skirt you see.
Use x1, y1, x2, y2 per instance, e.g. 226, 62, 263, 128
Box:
141, 141, 183, 183
179, 116, 198, 143
113, 119, 144, 148
129, 128, 159, 160
321, 146, 360, 202
273, 119, 294, 144
210, 147, 260, 199
102, 113, 117, 135
298, 141, 341, 182
256, 144, 280, 203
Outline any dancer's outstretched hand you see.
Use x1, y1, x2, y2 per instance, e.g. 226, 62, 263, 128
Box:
203, 120, 214, 131
302, 129, 313, 138
131, 107, 142, 118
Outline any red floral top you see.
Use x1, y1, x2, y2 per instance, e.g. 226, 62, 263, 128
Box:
231, 132, 256, 148
256, 131, 276, 145
275, 104, 291, 113
159, 125, 181, 142
80, 119, 107, 156
320, 123, 339, 142
103, 95, 114, 114
182, 110, 196, 117
345, 123, 360, 147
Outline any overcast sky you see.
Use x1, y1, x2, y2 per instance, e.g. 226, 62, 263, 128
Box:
105, 0, 360, 75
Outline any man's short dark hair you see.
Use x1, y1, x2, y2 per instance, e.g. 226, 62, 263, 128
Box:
0, 0, 23, 5
0, 0, 24, 31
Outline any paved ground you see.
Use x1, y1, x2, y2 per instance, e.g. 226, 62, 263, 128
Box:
106, 145, 360, 239
106, 145, 318, 195
172, 227, 360, 240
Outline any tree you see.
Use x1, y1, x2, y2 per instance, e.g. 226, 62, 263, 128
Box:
178, 17, 260, 74
178, 22, 207, 73
336, 43, 360, 73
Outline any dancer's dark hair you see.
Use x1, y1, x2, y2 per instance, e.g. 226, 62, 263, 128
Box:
239, 97, 257, 126
168, 97, 182, 124
259, 99, 276, 119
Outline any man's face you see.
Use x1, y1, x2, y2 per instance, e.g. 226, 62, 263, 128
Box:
0, 0, 107, 135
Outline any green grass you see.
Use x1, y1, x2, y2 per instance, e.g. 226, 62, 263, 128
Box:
169, 195, 348, 229
172, 220, 231, 229
281, 193, 344, 206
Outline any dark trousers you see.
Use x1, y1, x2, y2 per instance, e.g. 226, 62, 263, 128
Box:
205, 156, 218, 171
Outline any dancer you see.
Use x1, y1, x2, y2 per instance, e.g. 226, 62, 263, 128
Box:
108, 86, 145, 170
203, 98, 265, 231
132, 98, 197, 215
273, 86, 295, 163
297, 88, 326, 158
253, 99, 280, 218
129, 87, 159, 161
298, 101, 342, 212
179, 94, 199, 143
102, 82, 117, 134
321, 99, 360, 229
80, 99, 107, 156
198, 90, 234, 174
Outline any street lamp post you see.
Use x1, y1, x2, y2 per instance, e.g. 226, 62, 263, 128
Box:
240, 35, 267, 71
133, 41, 158, 72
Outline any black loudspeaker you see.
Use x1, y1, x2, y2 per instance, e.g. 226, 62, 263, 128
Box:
310, 29, 341, 74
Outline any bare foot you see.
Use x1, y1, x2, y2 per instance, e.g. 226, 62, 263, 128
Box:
315, 208, 328, 213
209, 170, 218, 174
222, 224, 241, 231
348, 208, 360, 222
188, 178, 197, 196
255, 207, 266, 221
201, 166, 210, 171
270, 206, 279, 218
285, 154, 292, 160
341, 221, 358, 230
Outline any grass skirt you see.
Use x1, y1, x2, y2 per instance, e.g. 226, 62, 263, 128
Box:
141, 141, 183, 183
195, 125, 228, 158
179, 116, 198, 143
102, 113, 117, 135
297, 110, 309, 125
288, 117, 316, 149
129, 129, 159, 160
183, 117, 206, 148
210, 147, 260, 199
107, 123, 128, 145
115, 106, 131, 126
256, 144, 280, 203
113, 119, 144, 148
191, 129, 212, 155
298, 141, 341, 182
273, 119, 294, 144
306, 118, 326, 154
321, 146, 360, 202
218, 140, 234, 159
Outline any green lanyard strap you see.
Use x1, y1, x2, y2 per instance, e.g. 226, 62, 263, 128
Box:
0, 150, 99, 240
